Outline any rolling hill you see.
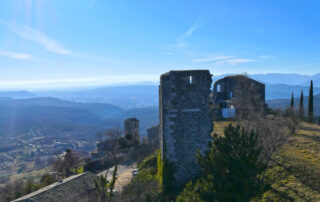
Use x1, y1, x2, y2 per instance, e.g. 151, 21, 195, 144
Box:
36, 85, 159, 109
0, 91, 36, 99
30, 73, 320, 107
0, 97, 159, 141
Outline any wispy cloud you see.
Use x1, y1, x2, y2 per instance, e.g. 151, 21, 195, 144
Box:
13, 25, 71, 55
177, 23, 202, 42
193, 56, 235, 63
171, 19, 204, 50
194, 55, 255, 66
0, 20, 72, 55
214, 58, 255, 66
162, 17, 205, 56
259, 55, 274, 59
0, 50, 31, 59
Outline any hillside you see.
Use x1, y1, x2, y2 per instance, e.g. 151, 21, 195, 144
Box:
262, 122, 320, 201
110, 106, 159, 134
37, 85, 159, 109
5, 97, 125, 119
213, 121, 320, 201
0, 91, 36, 99
0, 97, 158, 140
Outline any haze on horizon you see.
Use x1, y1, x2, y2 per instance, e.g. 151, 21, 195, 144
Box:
0, 0, 320, 89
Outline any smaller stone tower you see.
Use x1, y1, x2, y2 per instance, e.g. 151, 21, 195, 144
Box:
124, 118, 140, 143
147, 125, 160, 146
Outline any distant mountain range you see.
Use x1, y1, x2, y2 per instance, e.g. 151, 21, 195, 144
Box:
34, 84, 319, 107
267, 94, 320, 116
36, 85, 159, 109
212, 73, 320, 86
1, 72, 319, 153
266, 83, 320, 100
0, 90, 36, 99
1, 73, 319, 109
0, 97, 158, 141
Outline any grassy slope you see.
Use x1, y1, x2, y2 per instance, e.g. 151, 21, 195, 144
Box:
214, 121, 320, 201
261, 122, 320, 201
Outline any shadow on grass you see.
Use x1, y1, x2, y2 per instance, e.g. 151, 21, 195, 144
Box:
298, 133, 320, 144
273, 158, 320, 194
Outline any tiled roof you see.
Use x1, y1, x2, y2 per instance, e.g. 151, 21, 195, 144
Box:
13, 172, 99, 202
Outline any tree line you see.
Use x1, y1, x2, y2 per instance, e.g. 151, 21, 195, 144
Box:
290, 80, 315, 122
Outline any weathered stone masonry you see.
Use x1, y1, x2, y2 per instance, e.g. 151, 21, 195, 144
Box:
159, 70, 213, 186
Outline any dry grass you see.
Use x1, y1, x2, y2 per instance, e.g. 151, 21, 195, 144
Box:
262, 122, 320, 201
9, 166, 52, 184
212, 121, 234, 136
214, 121, 320, 201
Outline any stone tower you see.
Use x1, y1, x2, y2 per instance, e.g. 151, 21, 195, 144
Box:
159, 70, 213, 186
124, 118, 140, 143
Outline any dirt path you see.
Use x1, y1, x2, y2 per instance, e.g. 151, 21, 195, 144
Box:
98, 162, 136, 192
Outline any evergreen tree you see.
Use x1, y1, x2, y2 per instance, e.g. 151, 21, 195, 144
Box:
299, 90, 304, 118
290, 92, 294, 108
177, 124, 266, 202
308, 80, 314, 122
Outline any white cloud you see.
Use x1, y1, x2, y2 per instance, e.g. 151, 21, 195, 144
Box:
172, 20, 203, 49
193, 54, 255, 66
214, 58, 255, 66
177, 23, 202, 42
12, 25, 70, 55
193, 56, 235, 63
0, 50, 31, 59
259, 55, 274, 59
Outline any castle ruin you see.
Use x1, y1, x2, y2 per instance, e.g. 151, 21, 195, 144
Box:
212, 75, 265, 118
159, 70, 213, 186
124, 118, 140, 144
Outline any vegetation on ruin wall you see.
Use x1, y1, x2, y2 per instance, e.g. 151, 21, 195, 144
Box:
119, 151, 161, 201
156, 150, 175, 194
117, 150, 176, 201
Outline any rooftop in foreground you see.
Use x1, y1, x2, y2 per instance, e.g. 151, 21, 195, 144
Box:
13, 172, 98, 202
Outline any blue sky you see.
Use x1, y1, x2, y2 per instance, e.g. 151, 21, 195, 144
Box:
0, 0, 320, 89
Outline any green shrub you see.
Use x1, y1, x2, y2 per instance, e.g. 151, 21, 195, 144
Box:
177, 124, 266, 202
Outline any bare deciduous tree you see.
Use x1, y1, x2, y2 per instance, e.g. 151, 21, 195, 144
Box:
97, 128, 123, 197
52, 149, 80, 178
233, 74, 290, 180
284, 108, 300, 136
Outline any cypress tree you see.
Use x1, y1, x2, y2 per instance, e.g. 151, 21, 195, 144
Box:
299, 90, 304, 118
308, 80, 314, 122
290, 92, 294, 108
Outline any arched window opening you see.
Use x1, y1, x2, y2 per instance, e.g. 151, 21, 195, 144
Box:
217, 84, 221, 92
189, 76, 193, 84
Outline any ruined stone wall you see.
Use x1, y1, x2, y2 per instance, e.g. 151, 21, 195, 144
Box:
213, 75, 265, 106
159, 70, 213, 186
147, 125, 159, 146
124, 118, 140, 142
212, 75, 265, 118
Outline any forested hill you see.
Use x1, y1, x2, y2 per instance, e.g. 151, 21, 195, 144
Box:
0, 97, 158, 140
